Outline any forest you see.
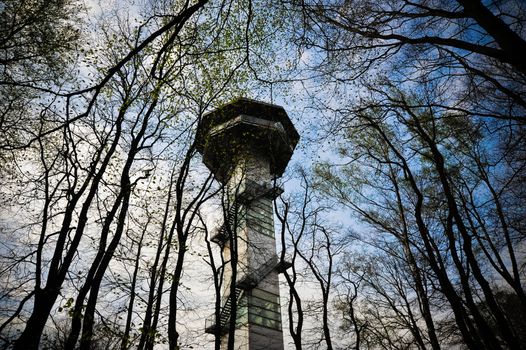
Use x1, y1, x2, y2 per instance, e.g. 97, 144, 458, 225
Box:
0, 0, 525, 349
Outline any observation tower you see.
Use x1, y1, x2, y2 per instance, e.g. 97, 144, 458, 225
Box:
196, 98, 299, 350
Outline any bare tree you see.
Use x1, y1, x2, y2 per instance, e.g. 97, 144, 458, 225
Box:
314, 80, 525, 348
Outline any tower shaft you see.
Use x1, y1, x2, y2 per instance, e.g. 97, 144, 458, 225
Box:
220, 156, 284, 350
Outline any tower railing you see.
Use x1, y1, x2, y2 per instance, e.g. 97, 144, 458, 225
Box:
204, 288, 244, 335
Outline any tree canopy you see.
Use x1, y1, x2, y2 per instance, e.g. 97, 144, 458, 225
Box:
0, 0, 524, 349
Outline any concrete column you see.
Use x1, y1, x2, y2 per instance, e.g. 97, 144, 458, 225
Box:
220, 156, 284, 350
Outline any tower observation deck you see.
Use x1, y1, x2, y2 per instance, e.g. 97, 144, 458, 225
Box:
196, 98, 299, 350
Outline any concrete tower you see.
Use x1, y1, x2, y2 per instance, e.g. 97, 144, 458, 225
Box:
196, 98, 299, 350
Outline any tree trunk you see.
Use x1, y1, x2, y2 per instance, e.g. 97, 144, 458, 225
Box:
13, 288, 57, 350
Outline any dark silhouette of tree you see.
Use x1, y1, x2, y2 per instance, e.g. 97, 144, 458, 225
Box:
1, 0, 525, 349
314, 81, 525, 348
0, 0, 258, 348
